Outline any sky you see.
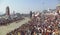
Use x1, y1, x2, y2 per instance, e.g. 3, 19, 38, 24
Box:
0, 0, 59, 14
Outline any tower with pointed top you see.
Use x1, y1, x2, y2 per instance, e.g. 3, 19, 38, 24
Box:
6, 6, 10, 19
6, 6, 10, 16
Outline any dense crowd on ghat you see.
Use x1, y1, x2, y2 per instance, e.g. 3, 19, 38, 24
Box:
7, 12, 60, 35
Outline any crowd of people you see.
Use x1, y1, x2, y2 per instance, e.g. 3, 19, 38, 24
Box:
7, 12, 60, 35
0, 16, 24, 26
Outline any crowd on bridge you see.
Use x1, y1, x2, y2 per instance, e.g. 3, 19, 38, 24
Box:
0, 16, 24, 26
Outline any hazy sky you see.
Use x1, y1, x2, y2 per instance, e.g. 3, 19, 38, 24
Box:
0, 0, 59, 14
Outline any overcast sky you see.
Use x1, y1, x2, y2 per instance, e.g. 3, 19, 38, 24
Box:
0, 0, 59, 14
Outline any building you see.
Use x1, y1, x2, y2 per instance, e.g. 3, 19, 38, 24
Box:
56, 4, 60, 14
56, 4, 60, 10
6, 6, 10, 19
6, 6, 10, 16
30, 11, 32, 18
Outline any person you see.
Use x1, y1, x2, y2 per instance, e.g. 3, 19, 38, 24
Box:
31, 30, 37, 35
17, 32, 21, 35
46, 28, 51, 35
33, 31, 37, 35
20, 30, 25, 35
39, 29, 42, 35
52, 30, 55, 35
42, 27, 47, 35
54, 29, 59, 35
